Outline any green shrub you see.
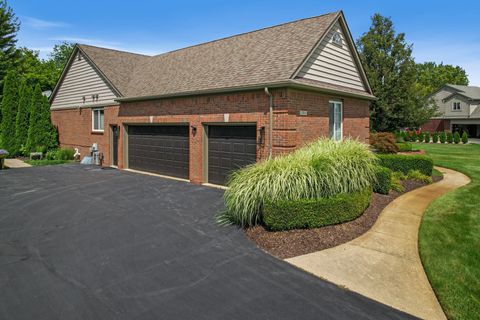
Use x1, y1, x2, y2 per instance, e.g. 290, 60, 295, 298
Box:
462, 132, 468, 144
377, 154, 433, 176
219, 139, 378, 227
447, 132, 453, 143
406, 170, 432, 184
402, 131, 409, 142
453, 132, 461, 144
263, 188, 372, 231
373, 166, 392, 194
45, 148, 75, 160
370, 132, 399, 153
432, 132, 439, 143
394, 131, 404, 143
410, 131, 418, 142
390, 173, 405, 192
396, 142, 413, 152
440, 132, 447, 143
418, 132, 425, 142
424, 132, 430, 143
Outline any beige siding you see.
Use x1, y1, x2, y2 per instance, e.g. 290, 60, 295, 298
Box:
51, 51, 117, 109
297, 21, 365, 91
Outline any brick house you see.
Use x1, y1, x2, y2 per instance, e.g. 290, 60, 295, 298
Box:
50, 11, 374, 185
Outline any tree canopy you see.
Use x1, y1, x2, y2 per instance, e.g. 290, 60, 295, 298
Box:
357, 14, 438, 131
416, 62, 469, 96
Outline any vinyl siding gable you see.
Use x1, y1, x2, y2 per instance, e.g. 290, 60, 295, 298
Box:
51, 51, 118, 109
296, 21, 366, 92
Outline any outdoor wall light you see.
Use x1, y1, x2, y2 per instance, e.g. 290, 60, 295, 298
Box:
258, 126, 265, 145
191, 125, 197, 135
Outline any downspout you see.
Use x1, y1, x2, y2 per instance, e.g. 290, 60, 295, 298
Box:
264, 87, 273, 158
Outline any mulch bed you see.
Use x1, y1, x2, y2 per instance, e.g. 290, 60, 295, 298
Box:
244, 176, 442, 259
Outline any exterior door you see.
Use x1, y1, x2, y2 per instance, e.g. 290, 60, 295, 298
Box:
111, 125, 119, 166
127, 125, 189, 179
207, 125, 257, 185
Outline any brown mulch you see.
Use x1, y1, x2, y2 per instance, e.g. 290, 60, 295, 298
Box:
244, 176, 442, 259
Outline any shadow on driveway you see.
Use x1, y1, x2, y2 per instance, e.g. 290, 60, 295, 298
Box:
0, 164, 414, 320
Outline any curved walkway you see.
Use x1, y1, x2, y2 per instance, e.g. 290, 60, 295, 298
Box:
286, 167, 470, 320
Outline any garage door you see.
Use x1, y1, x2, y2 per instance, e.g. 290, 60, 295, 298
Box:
128, 125, 189, 179
208, 125, 257, 185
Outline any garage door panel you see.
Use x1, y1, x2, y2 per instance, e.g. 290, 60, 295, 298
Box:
208, 125, 257, 185
128, 125, 189, 179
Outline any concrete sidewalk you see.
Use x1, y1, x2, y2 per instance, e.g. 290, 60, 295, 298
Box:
286, 167, 470, 320
4, 158, 31, 168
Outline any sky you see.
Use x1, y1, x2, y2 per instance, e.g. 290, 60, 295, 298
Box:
9, 0, 480, 85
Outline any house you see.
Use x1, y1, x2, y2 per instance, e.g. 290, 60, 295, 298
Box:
50, 11, 374, 185
422, 84, 480, 137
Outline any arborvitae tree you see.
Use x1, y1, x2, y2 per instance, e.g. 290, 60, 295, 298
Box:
453, 132, 461, 144
0, 69, 19, 152
0, 0, 20, 101
446, 132, 453, 144
357, 14, 437, 131
462, 132, 468, 144
26, 85, 57, 152
14, 80, 31, 154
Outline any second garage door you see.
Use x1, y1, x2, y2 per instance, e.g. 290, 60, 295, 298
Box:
208, 125, 257, 185
128, 125, 189, 179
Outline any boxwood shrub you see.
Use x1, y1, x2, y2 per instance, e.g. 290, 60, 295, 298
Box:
373, 166, 392, 194
263, 188, 372, 231
396, 142, 413, 152
377, 154, 433, 176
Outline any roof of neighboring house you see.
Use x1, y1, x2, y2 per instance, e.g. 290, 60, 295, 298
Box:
54, 11, 374, 102
442, 84, 480, 100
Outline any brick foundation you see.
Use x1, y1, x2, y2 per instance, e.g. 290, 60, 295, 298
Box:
51, 88, 371, 184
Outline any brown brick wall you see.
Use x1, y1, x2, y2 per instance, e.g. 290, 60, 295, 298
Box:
51, 88, 370, 184
421, 119, 450, 132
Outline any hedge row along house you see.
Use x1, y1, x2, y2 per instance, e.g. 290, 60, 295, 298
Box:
50, 11, 374, 185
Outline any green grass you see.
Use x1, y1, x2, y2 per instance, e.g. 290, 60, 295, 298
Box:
414, 143, 480, 319
25, 159, 73, 166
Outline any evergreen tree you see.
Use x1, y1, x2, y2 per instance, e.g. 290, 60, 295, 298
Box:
0, 69, 19, 152
0, 0, 20, 99
357, 14, 437, 131
26, 85, 57, 152
14, 80, 31, 154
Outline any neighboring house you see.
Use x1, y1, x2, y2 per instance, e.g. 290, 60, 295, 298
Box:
422, 84, 480, 137
50, 11, 374, 185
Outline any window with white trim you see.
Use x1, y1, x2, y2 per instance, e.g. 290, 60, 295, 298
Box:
332, 32, 342, 46
92, 108, 104, 132
452, 102, 461, 111
329, 101, 343, 141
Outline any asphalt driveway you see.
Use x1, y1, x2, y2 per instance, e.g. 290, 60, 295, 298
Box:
0, 164, 413, 320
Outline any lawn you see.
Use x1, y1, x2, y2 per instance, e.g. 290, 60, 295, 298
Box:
414, 143, 480, 319
24, 159, 73, 166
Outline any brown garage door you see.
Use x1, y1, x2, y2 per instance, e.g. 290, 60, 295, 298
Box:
208, 125, 257, 185
128, 125, 189, 179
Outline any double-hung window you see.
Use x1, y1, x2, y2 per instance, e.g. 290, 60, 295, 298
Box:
329, 100, 343, 141
452, 102, 461, 111
92, 108, 104, 132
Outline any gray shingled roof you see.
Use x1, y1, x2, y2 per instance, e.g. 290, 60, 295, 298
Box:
446, 84, 480, 100
75, 11, 373, 100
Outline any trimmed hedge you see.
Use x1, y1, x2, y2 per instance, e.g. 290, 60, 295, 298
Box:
396, 142, 413, 152
263, 188, 372, 231
377, 154, 433, 176
373, 166, 392, 194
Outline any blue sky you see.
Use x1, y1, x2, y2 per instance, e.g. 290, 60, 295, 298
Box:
10, 0, 480, 85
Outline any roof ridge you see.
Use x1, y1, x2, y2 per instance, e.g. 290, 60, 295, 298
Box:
152, 11, 340, 58
77, 43, 151, 57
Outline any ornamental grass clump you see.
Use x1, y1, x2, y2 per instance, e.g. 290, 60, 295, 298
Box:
218, 138, 378, 227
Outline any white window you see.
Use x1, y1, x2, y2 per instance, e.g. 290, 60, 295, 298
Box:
329, 101, 343, 141
92, 108, 104, 132
452, 102, 461, 111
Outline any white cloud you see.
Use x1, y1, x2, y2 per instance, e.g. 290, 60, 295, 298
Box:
49, 36, 121, 48
23, 16, 69, 29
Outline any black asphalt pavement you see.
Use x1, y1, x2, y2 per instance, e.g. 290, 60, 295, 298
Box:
0, 164, 414, 320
